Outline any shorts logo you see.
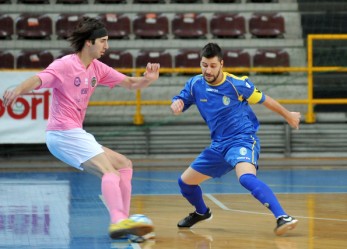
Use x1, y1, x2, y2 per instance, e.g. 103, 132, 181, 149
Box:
91, 77, 97, 87
222, 96, 230, 106
239, 147, 247, 156
74, 77, 81, 87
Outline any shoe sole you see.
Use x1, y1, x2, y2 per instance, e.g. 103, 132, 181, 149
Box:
109, 224, 154, 239
178, 214, 213, 229
274, 219, 298, 236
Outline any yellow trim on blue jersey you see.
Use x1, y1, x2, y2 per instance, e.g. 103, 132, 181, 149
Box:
226, 73, 249, 81
206, 72, 227, 86
251, 135, 257, 164
247, 88, 263, 104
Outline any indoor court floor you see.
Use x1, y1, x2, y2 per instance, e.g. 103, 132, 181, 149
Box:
0, 164, 346, 249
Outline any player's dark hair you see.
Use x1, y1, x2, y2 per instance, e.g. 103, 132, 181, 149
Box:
200, 43, 223, 61
68, 17, 106, 52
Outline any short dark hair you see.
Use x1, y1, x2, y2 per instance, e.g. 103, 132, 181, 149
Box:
68, 17, 106, 52
200, 43, 223, 61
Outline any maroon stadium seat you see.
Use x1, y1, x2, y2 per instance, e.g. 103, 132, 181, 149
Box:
17, 0, 49, 3
56, 0, 87, 4
98, 13, 130, 39
0, 51, 14, 69
223, 49, 250, 68
209, 0, 239, 3
95, 0, 126, 3
56, 13, 84, 39
0, 14, 14, 39
136, 50, 172, 69
56, 49, 74, 59
210, 13, 246, 38
133, 13, 169, 39
98, 50, 133, 69
133, 0, 165, 3
253, 49, 289, 73
171, 0, 201, 2
16, 13, 52, 39
17, 50, 54, 69
249, 12, 285, 38
175, 49, 200, 75
248, 0, 275, 2
172, 13, 207, 39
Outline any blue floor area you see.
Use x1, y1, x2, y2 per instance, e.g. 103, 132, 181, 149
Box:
134, 168, 347, 194
0, 167, 346, 249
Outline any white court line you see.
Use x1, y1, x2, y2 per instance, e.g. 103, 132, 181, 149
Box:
130, 243, 142, 249
204, 193, 231, 210
204, 193, 347, 222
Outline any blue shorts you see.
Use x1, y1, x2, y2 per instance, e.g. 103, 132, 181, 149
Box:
191, 134, 260, 178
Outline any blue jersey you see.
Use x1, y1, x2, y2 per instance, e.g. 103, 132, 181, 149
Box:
172, 72, 266, 142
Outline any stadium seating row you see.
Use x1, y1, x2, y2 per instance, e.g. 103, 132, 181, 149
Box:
0, 49, 290, 69
0, 0, 275, 4
0, 12, 285, 40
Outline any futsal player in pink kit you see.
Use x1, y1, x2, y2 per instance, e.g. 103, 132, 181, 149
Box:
2, 17, 159, 239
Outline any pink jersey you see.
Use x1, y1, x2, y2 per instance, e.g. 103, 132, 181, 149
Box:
37, 54, 126, 130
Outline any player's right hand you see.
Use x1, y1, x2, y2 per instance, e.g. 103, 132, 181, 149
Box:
2, 89, 19, 107
170, 99, 184, 115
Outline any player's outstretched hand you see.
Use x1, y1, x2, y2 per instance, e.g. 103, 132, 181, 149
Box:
2, 89, 20, 107
144, 63, 160, 82
287, 112, 301, 129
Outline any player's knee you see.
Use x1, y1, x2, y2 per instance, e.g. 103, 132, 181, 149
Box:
239, 173, 256, 190
127, 159, 133, 169
239, 173, 265, 199
178, 177, 195, 194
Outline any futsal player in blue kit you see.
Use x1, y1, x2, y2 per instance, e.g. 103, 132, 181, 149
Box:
170, 43, 300, 236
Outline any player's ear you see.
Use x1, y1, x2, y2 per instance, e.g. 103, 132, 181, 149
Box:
86, 40, 92, 47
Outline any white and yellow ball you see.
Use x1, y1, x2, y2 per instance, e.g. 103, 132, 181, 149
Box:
128, 214, 155, 243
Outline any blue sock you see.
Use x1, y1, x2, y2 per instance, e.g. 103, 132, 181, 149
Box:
239, 173, 286, 218
178, 177, 208, 214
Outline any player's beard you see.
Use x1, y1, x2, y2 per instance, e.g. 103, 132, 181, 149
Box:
204, 68, 221, 84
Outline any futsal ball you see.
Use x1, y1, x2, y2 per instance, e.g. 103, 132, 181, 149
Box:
128, 214, 155, 243
129, 214, 153, 225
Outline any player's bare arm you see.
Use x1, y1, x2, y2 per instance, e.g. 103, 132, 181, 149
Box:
119, 62, 160, 90
2, 75, 42, 107
262, 95, 301, 129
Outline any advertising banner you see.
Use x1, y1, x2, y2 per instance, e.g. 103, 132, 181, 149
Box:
0, 72, 50, 143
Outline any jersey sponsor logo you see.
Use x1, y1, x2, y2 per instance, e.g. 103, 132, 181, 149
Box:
244, 78, 251, 88
239, 147, 247, 155
91, 77, 97, 87
81, 88, 88, 95
222, 96, 230, 105
200, 99, 207, 102
74, 77, 81, 87
206, 88, 218, 93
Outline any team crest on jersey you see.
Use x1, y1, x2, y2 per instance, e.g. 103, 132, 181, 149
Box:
222, 96, 230, 105
91, 77, 97, 87
239, 147, 247, 156
74, 77, 81, 87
